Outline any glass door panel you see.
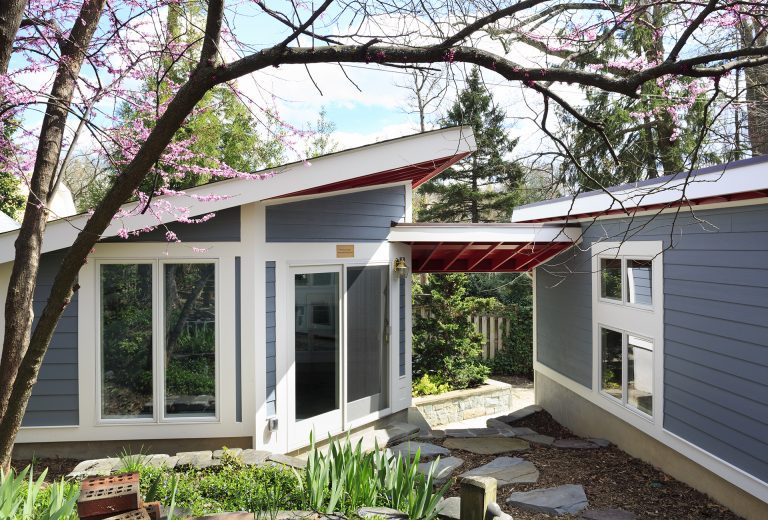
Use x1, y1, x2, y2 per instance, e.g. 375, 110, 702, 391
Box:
346, 266, 389, 422
290, 268, 342, 446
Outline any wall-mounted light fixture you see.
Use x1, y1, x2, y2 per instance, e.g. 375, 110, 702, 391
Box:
394, 257, 408, 278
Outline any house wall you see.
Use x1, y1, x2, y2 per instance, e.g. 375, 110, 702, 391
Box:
265, 261, 277, 417
102, 206, 241, 242
535, 203, 768, 506
265, 186, 406, 242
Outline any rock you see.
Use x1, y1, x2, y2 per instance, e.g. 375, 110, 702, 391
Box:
274, 512, 345, 519
67, 458, 119, 478
518, 434, 555, 446
240, 449, 271, 466
357, 507, 408, 519
388, 441, 450, 462
268, 453, 307, 469
144, 454, 170, 468
495, 405, 542, 424
187, 514, 254, 519
176, 450, 213, 468
436, 497, 461, 520
486, 501, 513, 520
383, 423, 421, 446
587, 438, 612, 447
418, 456, 464, 484
445, 428, 514, 438
553, 439, 601, 449
506, 484, 588, 516
444, 437, 529, 455
213, 448, 243, 459
461, 456, 539, 486
580, 509, 637, 520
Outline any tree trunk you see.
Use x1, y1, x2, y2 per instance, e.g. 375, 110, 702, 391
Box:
0, 0, 107, 451
0, 0, 27, 74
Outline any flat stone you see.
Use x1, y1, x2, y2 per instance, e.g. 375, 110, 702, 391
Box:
388, 441, 450, 462
188, 514, 254, 520
587, 438, 612, 447
418, 456, 464, 484
519, 434, 555, 446
240, 449, 271, 465
274, 512, 345, 519
506, 484, 588, 516
383, 423, 421, 446
444, 437, 529, 455
580, 509, 636, 520
67, 457, 119, 478
444, 428, 514, 438
553, 438, 601, 449
436, 497, 461, 520
145, 454, 171, 468
357, 507, 408, 519
176, 450, 213, 467
495, 405, 542, 424
213, 448, 243, 459
486, 502, 513, 520
268, 453, 307, 469
461, 456, 539, 486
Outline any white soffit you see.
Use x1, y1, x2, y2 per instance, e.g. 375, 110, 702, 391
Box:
0, 126, 476, 264
511, 157, 768, 223
388, 224, 582, 243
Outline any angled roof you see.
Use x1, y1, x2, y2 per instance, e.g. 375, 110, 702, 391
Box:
0, 126, 475, 263
0, 211, 19, 233
388, 223, 581, 272
512, 155, 768, 223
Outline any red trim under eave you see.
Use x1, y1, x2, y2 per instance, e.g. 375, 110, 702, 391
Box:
520, 190, 768, 223
409, 241, 573, 273
271, 152, 470, 199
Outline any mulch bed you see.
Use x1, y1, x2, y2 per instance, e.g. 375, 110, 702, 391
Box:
11, 457, 80, 481
439, 411, 742, 520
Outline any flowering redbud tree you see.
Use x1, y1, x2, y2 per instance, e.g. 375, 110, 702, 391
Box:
0, 0, 767, 467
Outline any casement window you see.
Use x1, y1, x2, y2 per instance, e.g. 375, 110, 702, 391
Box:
592, 242, 663, 420
98, 260, 218, 422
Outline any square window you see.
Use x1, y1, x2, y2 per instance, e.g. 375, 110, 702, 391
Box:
627, 259, 653, 305
600, 258, 622, 300
628, 335, 653, 415
600, 327, 623, 401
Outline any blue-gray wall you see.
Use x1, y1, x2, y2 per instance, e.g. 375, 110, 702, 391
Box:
535, 203, 768, 483
399, 278, 406, 377
23, 252, 79, 426
265, 261, 277, 416
265, 186, 406, 242
235, 257, 242, 423
103, 207, 241, 242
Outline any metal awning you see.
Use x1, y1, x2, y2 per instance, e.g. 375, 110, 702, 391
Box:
388, 223, 581, 273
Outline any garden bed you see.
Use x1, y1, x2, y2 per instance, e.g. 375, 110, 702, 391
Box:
413, 378, 513, 427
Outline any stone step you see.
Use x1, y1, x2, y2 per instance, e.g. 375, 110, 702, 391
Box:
506, 484, 588, 516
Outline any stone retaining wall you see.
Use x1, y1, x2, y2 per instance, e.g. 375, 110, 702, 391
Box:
413, 379, 513, 427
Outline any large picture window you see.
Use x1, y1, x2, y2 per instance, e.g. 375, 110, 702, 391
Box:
99, 261, 217, 422
593, 241, 661, 420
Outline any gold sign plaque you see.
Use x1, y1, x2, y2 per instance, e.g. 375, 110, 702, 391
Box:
336, 244, 355, 258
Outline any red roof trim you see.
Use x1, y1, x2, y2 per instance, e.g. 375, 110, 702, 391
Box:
272, 152, 471, 199
407, 241, 572, 273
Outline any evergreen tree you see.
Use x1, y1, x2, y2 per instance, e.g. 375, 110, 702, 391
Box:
417, 67, 523, 223
0, 124, 25, 218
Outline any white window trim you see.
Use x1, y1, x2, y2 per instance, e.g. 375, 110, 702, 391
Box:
95, 258, 221, 425
591, 240, 664, 426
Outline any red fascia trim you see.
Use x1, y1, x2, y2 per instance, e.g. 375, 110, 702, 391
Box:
271, 153, 470, 199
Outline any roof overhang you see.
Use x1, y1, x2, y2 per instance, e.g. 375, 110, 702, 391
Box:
512, 155, 768, 223
0, 126, 475, 264
388, 223, 581, 273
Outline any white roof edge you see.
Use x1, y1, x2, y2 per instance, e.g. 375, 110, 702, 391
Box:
388, 224, 582, 243
0, 126, 475, 264
511, 157, 768, 223
0, 211, 20, 233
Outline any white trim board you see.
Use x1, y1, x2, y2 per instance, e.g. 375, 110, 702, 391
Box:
0, 126, 475, 264
388, 224, 581, 244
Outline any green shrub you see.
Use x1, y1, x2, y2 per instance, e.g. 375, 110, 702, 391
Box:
0, 466, 79, 519
413, 274, 494, 391
411, 374, 451, 397
491, 305, 533, 378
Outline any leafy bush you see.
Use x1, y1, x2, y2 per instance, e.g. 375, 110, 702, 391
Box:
491, 305, 533, 378
412, 374, 451, 397
413, 274, 494, 391
0, 466, 79, 519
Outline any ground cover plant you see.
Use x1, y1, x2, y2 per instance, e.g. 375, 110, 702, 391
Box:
0, 466, 79, 519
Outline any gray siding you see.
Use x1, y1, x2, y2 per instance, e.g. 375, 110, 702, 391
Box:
266, 186, 406, 242
23, 252, 79, 426
536, 203, 768, 482
235, 257, 242, 423
103, 207, 240, 242
265, 261, 276, 416
399, 278, 406, 377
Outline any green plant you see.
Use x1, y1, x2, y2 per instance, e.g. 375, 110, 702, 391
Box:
117, 446, 150, 473
413, 274, 494, 391
491, 306, 533, 378
0, 465, 79, 519
412, 374, 451, 397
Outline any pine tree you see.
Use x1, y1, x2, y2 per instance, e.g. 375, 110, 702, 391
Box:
417, 68, 522, 223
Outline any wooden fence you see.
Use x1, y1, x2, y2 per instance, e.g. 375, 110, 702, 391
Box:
416, 308, 511, 360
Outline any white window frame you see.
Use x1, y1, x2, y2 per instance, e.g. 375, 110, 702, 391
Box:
95, 259, 220, 425
591, 240, 664, 426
